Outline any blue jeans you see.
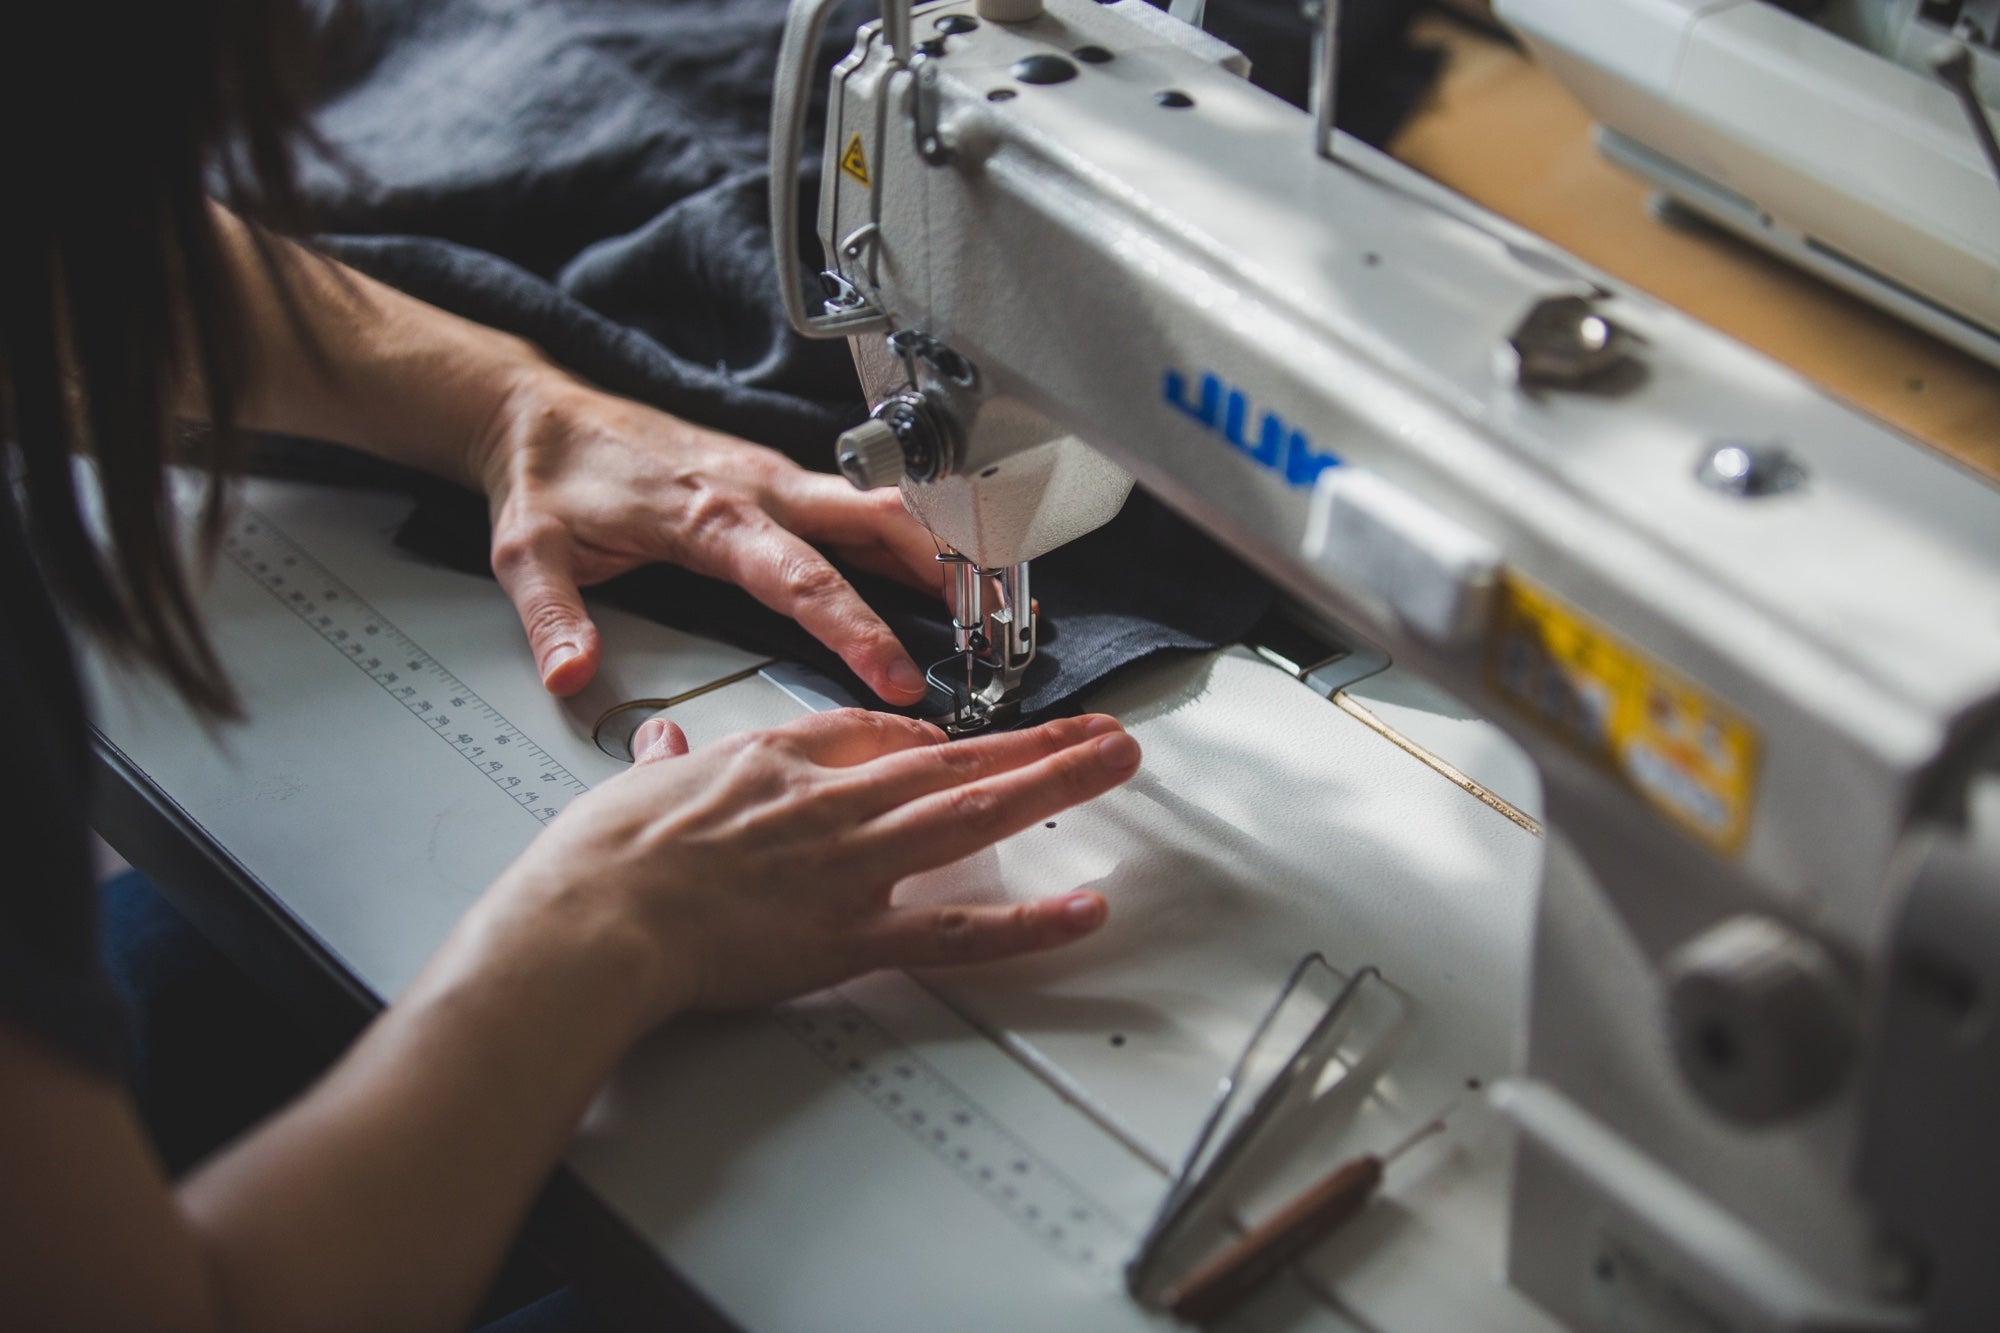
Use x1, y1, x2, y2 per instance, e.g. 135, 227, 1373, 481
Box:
98, 871, 612, 1333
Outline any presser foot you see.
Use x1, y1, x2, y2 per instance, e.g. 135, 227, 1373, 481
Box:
927, 553, 1036, 737
922, 649, 1024, 737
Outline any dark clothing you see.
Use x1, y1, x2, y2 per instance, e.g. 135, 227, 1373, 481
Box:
98, 873, 338, 1174
98, 871, 610, 1332
0, 492, 125, 1073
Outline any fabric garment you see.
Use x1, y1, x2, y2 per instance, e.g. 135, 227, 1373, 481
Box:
0, 493, 126, 1073
98, 872, 339, 1175
287, 0, 1445, 720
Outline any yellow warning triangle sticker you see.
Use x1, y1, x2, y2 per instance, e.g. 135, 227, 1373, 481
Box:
839, 133, 871, 188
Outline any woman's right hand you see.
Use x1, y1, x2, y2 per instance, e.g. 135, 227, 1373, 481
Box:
480, 708, 1142, 1028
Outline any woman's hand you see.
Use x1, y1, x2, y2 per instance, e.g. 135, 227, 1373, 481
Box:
472, 369, 944, 704
209, 214, 939, 706
483, 709, 1141, 1024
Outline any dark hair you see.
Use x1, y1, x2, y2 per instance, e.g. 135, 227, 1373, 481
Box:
0, 0, 320, 715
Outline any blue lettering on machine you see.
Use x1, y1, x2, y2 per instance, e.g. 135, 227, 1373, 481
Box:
1164, 368, 1342, 488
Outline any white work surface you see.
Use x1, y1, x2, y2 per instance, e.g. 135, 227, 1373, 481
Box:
85, 477, 1560, 1333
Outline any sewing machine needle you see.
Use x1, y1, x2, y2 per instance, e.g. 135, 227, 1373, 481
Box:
1160, 1114, 1449, 1326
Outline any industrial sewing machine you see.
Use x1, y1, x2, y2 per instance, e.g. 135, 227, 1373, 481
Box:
769, 0, 2000, 1327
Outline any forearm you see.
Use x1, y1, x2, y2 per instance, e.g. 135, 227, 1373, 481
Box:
210, 205, 553, 487
0, 712, 1130, 1330
176, 888, 664, 1333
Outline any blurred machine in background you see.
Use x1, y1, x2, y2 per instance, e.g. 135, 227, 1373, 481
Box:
1502, 0, 2000, 367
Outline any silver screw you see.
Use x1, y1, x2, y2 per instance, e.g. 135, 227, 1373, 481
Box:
1697, 441, 1806, 498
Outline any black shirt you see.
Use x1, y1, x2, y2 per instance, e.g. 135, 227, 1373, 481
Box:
0, 491, 125, 1072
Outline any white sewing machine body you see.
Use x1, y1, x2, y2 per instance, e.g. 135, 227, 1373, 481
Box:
774, 0, 2000, 1326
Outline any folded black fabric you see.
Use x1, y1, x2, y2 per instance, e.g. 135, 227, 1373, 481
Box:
285, 0, 1443, 719
299, 0, 876, 456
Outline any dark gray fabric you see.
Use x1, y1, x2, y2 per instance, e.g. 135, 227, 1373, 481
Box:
292, 0, 1440, 719
299, 0, 874, 455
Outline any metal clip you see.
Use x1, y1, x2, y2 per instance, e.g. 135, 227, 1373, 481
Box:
818, 269, 869, 316
1126, 957, 1408, 1305
912, 54, 955, 166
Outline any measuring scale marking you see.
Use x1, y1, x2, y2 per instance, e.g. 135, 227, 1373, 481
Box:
222, 504, 590, 825
222, 501, 1138, 1273
776, 996, 1135, 1273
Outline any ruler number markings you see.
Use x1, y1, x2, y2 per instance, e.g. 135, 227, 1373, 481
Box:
776, 998, 1132, 1271
222, 506, 587, 825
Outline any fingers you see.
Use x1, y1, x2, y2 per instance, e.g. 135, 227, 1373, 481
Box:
855, 729, 1142, 877
821, 714, 1124, 816
631, 716, 690, 763
777, 474, 916, 544
856, 890, 1109, 972
765, 708, 947, 768
780, 478, 942, 591
707, 517, 928, 705
491, 519, 602, 696
835, 542, 941, 596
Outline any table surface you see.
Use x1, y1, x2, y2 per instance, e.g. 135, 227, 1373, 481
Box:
1390, 12, 2000, 483
86, 478, 1555, 1333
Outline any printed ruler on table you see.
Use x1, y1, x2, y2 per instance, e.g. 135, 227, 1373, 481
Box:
222, 506, 588, 825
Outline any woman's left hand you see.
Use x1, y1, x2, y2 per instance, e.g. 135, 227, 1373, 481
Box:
472, 369, 944, 703
211, 214, 935, 702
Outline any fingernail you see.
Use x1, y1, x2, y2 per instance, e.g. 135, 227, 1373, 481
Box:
1096, 733, 1141, 770
1063, 891, 1105, 927
888, 658, 926, 697
544, 642, 581, 679
631, 718, 665, 758
1080, 714, 1122, 738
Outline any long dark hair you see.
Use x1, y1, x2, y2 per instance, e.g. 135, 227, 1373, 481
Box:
0, 0, 320, 715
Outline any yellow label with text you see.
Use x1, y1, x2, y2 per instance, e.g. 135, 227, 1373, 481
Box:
1488, 575, 1759, 855
839, 133, 871, 188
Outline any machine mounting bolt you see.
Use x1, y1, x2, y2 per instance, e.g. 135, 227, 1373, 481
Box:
1696, 441, 1806, 498
1508, 293, 1636, 390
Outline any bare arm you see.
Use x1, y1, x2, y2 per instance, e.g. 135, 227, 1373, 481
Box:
0, 893, 653, 1333
209, 207, 940, 704
0, 711, 1137, 1331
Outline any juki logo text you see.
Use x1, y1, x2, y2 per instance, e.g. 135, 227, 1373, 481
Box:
1163, 368, 1342, 487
